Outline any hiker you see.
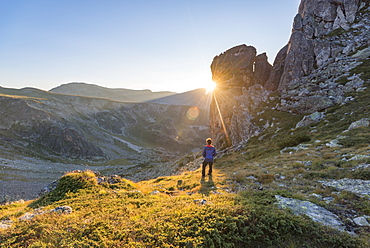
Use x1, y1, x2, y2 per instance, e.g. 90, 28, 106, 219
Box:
202, 138, 217, 177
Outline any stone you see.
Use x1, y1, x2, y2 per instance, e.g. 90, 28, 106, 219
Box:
194, 199, 208, 205
344, 0, 360, 23
314, 40, 331, 67
296, 112, 325, 128
349, 154, 370, 161
286, 95, 334, 114
326, 139, 343, 147
350, 163, 370, 171
352, 47, 370, 59
353, 216, 370, 226
333, 5, 350, 31
293, 14, 303, 31
51, 206, 73, 214
275, 195, 346, 232
320, 178, 370, 197
348, 118, 370, 130
209, 0, 369, 147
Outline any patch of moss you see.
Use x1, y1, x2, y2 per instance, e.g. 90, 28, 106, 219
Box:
351, 58, 370, 80
326, 28, 345, 37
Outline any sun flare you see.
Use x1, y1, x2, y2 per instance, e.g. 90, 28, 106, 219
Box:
204, 80, 216, 94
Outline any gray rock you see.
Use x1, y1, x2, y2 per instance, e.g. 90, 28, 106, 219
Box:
349, 154, 370, 161
326, 139, 343, 148
296, 112, 325, 128
348, 118, 370, 130
320, 178, 370, 197
333, 5, 350, 31
314, 40, 331, 67
353, 216, 370, 226
194, 199, 208, 205
275, 195, 346, 232
293, 13, 303, 31
51, 206, 72, 214
350, 163, 370, 171
352, 47, 370, 59
344, 0, 360, 23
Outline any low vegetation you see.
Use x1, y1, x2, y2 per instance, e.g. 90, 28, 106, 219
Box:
0, 169, 364, 247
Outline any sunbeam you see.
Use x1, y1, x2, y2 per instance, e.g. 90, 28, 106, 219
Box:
212, 92, 231, 146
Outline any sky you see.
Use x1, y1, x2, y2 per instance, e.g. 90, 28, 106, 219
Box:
0, 0, 300, 93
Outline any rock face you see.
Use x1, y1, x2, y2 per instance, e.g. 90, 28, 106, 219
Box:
209, 0, 370, 147
210, 45, 272, 148
277, 0, 369, 114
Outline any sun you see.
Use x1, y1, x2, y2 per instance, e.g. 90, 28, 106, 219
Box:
204, 80, 217, 94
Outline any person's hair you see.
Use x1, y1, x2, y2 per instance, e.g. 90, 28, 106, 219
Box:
206, 138, 212, 145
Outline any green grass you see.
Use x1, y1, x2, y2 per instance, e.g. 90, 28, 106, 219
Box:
0, 170, 363, 247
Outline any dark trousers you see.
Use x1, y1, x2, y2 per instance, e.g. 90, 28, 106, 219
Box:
202, 161, 213, 176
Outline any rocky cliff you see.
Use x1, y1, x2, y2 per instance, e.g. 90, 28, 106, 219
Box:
210, 0, 370, 148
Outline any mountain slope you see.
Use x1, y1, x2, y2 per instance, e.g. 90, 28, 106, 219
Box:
147, 88, 212, 110
50, 82, 176, 102
0, 86, 209, 201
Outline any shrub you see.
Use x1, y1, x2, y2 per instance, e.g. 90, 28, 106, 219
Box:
277, 134, 311, 149
29, 170, 98, 208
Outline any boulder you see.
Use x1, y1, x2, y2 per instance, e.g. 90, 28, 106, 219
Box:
296, 112, 325, 128
348, 118, 370, 130
320, 178, 370, 197
353, 216, 370, 226
275, 195, 346, 232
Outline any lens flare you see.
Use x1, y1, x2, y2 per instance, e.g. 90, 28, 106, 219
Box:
187, 106, 200, 120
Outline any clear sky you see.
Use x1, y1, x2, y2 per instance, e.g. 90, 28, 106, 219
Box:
0, 0, 300, 93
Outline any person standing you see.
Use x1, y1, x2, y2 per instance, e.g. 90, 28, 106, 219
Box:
202, 138, 217, 177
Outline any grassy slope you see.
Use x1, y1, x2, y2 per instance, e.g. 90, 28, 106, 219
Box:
0, 170, 364, 248
1, 61, 370, 247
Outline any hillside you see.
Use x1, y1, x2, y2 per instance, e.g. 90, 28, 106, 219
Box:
0, 87, 209, 202
147, 88, 212, 110
51, 82, 211, 110
50, 82, 176, 103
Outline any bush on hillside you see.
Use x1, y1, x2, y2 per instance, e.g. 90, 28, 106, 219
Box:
277, 133, 311, 149
29, 170, 98, 208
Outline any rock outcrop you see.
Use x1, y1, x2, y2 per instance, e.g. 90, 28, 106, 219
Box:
210, 0, 370, 147
210, 45, 272, 148
277, 0, 369, 114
